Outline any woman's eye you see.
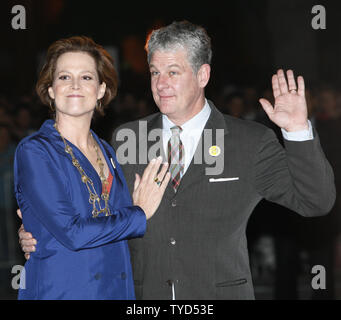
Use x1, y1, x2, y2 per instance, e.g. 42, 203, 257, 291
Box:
83, 75, 92, 80
59, 75, 69, 80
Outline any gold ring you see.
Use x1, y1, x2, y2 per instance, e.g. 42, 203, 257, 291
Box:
154, 177, 161, 186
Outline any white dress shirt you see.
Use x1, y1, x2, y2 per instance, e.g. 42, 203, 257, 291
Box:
281, 120, 313, 141
162, 99, 211, 175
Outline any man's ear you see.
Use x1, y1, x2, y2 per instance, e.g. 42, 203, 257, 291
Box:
97, 82, 106, 100
197, 64, 211, 88
48, 86, 55, 100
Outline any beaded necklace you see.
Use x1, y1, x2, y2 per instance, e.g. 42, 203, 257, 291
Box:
54, 123, 111, 218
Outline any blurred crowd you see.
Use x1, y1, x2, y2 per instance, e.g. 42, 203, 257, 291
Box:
0, 82, 340, 299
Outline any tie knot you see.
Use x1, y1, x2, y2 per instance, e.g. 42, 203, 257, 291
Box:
170, 126, 182, 135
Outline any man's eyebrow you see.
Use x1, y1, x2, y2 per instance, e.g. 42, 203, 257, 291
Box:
169, 64, 182, 68
149, 64, 182, 69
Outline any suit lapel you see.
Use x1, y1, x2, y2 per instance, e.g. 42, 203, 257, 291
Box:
176, 101, 229, 193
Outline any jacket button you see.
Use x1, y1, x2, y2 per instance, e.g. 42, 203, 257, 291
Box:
94, 273, 101, 280
170, 238, 176, 245
171, 200, 177, 207
121, 272, 126, 280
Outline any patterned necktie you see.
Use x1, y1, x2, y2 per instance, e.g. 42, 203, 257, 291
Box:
168, 126, 184, 192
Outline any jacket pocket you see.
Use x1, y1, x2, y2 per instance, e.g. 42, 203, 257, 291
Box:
209, 177, 239, 183
216, 278, 247, 287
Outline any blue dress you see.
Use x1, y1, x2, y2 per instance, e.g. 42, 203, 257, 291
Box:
14, 119, 146, 299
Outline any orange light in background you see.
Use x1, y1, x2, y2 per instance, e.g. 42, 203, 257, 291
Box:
42, 0, 64, 24
121, 35, 148, 74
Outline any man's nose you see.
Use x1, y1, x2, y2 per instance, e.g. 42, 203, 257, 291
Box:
156, 74, 169, 90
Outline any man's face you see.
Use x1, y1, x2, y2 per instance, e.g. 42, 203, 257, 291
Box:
149, 48, 209, 125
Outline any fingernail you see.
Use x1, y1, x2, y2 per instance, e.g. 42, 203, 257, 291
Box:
157, 156, 162, 161
151, 158, 156, 163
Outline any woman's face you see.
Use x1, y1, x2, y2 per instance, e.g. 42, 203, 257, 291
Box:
48, 51, 106, 120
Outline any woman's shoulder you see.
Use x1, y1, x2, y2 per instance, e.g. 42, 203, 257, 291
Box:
16, 131, 46, 152
16, 120, 59, 156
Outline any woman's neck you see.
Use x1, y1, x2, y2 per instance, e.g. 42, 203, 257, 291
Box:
55, 114, 93, 151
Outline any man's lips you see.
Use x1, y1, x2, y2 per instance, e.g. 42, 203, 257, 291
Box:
67, 95, 84, 98
159, 95, 174, 99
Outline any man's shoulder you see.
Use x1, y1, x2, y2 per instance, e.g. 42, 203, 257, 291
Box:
114, 112, 161, 133
111, 112, 161, 148
208, 100, 271, 137
221, 113, 271, 137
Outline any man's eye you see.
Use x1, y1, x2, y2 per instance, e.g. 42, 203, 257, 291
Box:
151, 71, 159, 76
169, 71, 177, 76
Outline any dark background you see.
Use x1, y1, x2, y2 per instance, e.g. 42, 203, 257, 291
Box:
0, 0, 340, 300
1, 0, 340, 99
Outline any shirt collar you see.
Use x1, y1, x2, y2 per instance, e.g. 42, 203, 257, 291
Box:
162, 99, 211, 133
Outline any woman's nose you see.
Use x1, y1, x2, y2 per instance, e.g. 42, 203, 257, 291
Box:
71, 78, 80, 89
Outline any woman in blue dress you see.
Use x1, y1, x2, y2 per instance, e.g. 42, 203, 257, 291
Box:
14, 36, 170, 299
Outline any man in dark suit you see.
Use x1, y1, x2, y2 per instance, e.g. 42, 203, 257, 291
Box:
19, 21, 335, 299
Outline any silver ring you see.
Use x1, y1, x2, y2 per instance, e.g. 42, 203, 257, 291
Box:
289, 89, 297, 94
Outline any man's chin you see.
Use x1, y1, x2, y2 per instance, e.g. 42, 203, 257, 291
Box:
157, 103, 175, 116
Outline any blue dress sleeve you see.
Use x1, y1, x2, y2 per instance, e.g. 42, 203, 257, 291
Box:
14, 140, 146, 251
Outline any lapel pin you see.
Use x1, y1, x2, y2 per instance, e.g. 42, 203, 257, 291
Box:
110, 158, 116, 169
209, 145, 221, 157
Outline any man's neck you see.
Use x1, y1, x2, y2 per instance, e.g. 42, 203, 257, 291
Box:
165, 97, 206, 126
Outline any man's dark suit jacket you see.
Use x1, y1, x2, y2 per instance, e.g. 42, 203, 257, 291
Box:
111, 100, 335, 300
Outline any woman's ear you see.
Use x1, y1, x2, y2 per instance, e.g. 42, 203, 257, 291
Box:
48, 86, 55, 100
98, 82, 106, 100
